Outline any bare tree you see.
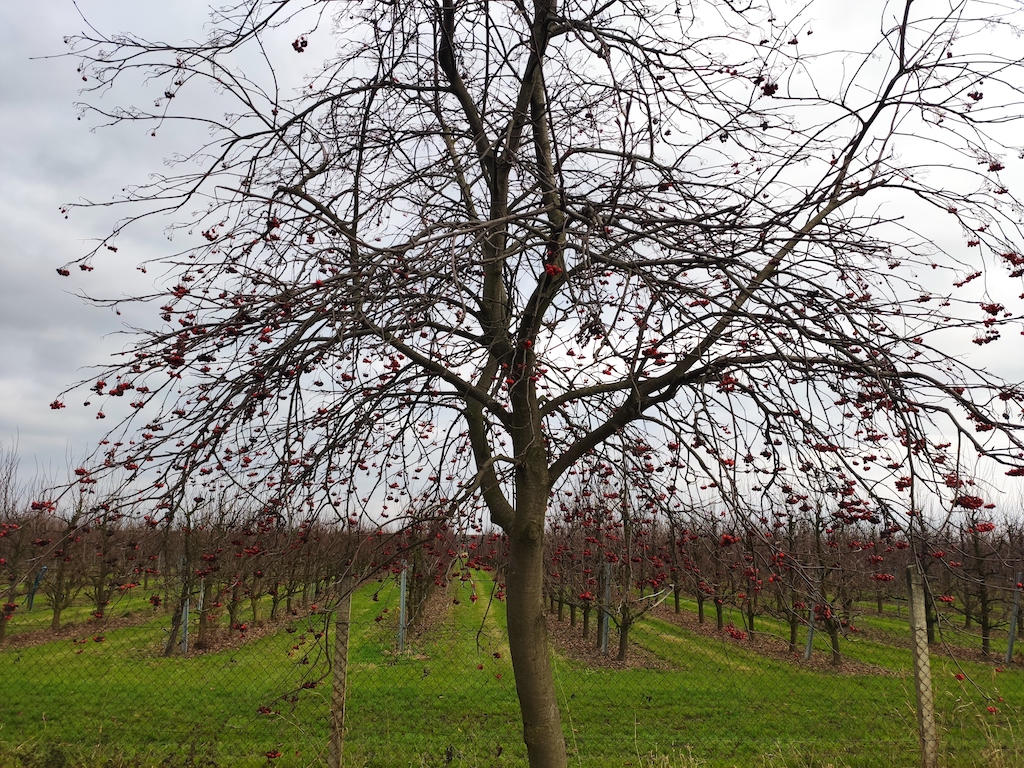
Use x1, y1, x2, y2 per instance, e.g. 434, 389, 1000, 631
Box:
41, 492, 89, 632
61, 1, 1024, 764
0, 447, 29, 644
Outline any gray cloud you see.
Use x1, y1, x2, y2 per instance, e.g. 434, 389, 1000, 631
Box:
4, 0, 1024, 490
0, 2, 189, 477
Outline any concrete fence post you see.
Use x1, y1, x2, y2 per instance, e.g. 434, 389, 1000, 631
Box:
328, 575, 354, 768
907, 566, 939, 768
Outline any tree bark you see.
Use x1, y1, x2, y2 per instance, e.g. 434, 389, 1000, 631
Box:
825, 617, 842, 666
270, 583, 282, 620
327, 576, 353, 768
0, 585, 15, 645
972, 532, 992, 658
164, 577, 191, 657
504, 473, 567, 768
196, 578, 215, 649
617, 606, 633, 662
50, 559, 69, 631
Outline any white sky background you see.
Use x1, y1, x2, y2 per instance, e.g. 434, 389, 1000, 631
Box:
0, 1, 227, 482
2, 0, 1024, 497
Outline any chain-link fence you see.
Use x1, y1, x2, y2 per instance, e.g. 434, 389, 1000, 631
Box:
2, 552, 1023, 768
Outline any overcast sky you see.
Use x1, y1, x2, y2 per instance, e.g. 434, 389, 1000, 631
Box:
3, 2, 1024, 496
0, 2, 214, 482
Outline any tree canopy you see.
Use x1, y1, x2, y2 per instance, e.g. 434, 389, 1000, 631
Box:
58, 1, 1024, 764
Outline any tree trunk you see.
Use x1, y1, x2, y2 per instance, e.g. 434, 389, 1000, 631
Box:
715, 599, 724, 630
980, 584, 992, 658
50, 559, 69, 631
228, 581, 242, 628
973, 534, 992, 658
164, 578, 191, 657
826, 618, 842, 666
617, 605, 633, 662
923, 580, 937, 645
0, 586, 14, 644
196, 578, 215, 650
504, 485, 567, 768
270, 587, 282, 620
302, 580, 312, 608
581, 604, 590, 640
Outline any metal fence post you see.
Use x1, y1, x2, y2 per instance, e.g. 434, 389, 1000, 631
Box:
1006, 572, 1023, 665
907, 567, 939, 768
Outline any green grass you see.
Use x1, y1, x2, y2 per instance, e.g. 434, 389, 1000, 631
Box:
626, 614, 1023, 767
4, 588, 157, 637
2, 578, 1023, 767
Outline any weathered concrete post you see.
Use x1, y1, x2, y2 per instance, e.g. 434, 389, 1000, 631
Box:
907, 566, 938, 768
328, 575, 354, 768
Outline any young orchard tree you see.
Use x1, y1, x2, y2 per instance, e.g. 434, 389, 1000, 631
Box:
62, 0, 1024, 764
599, 441, 677, 660
0, 448, 31, 644
41, 491, 90, 632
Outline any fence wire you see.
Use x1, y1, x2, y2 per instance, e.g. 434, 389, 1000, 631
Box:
2, 557, 1023, 768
